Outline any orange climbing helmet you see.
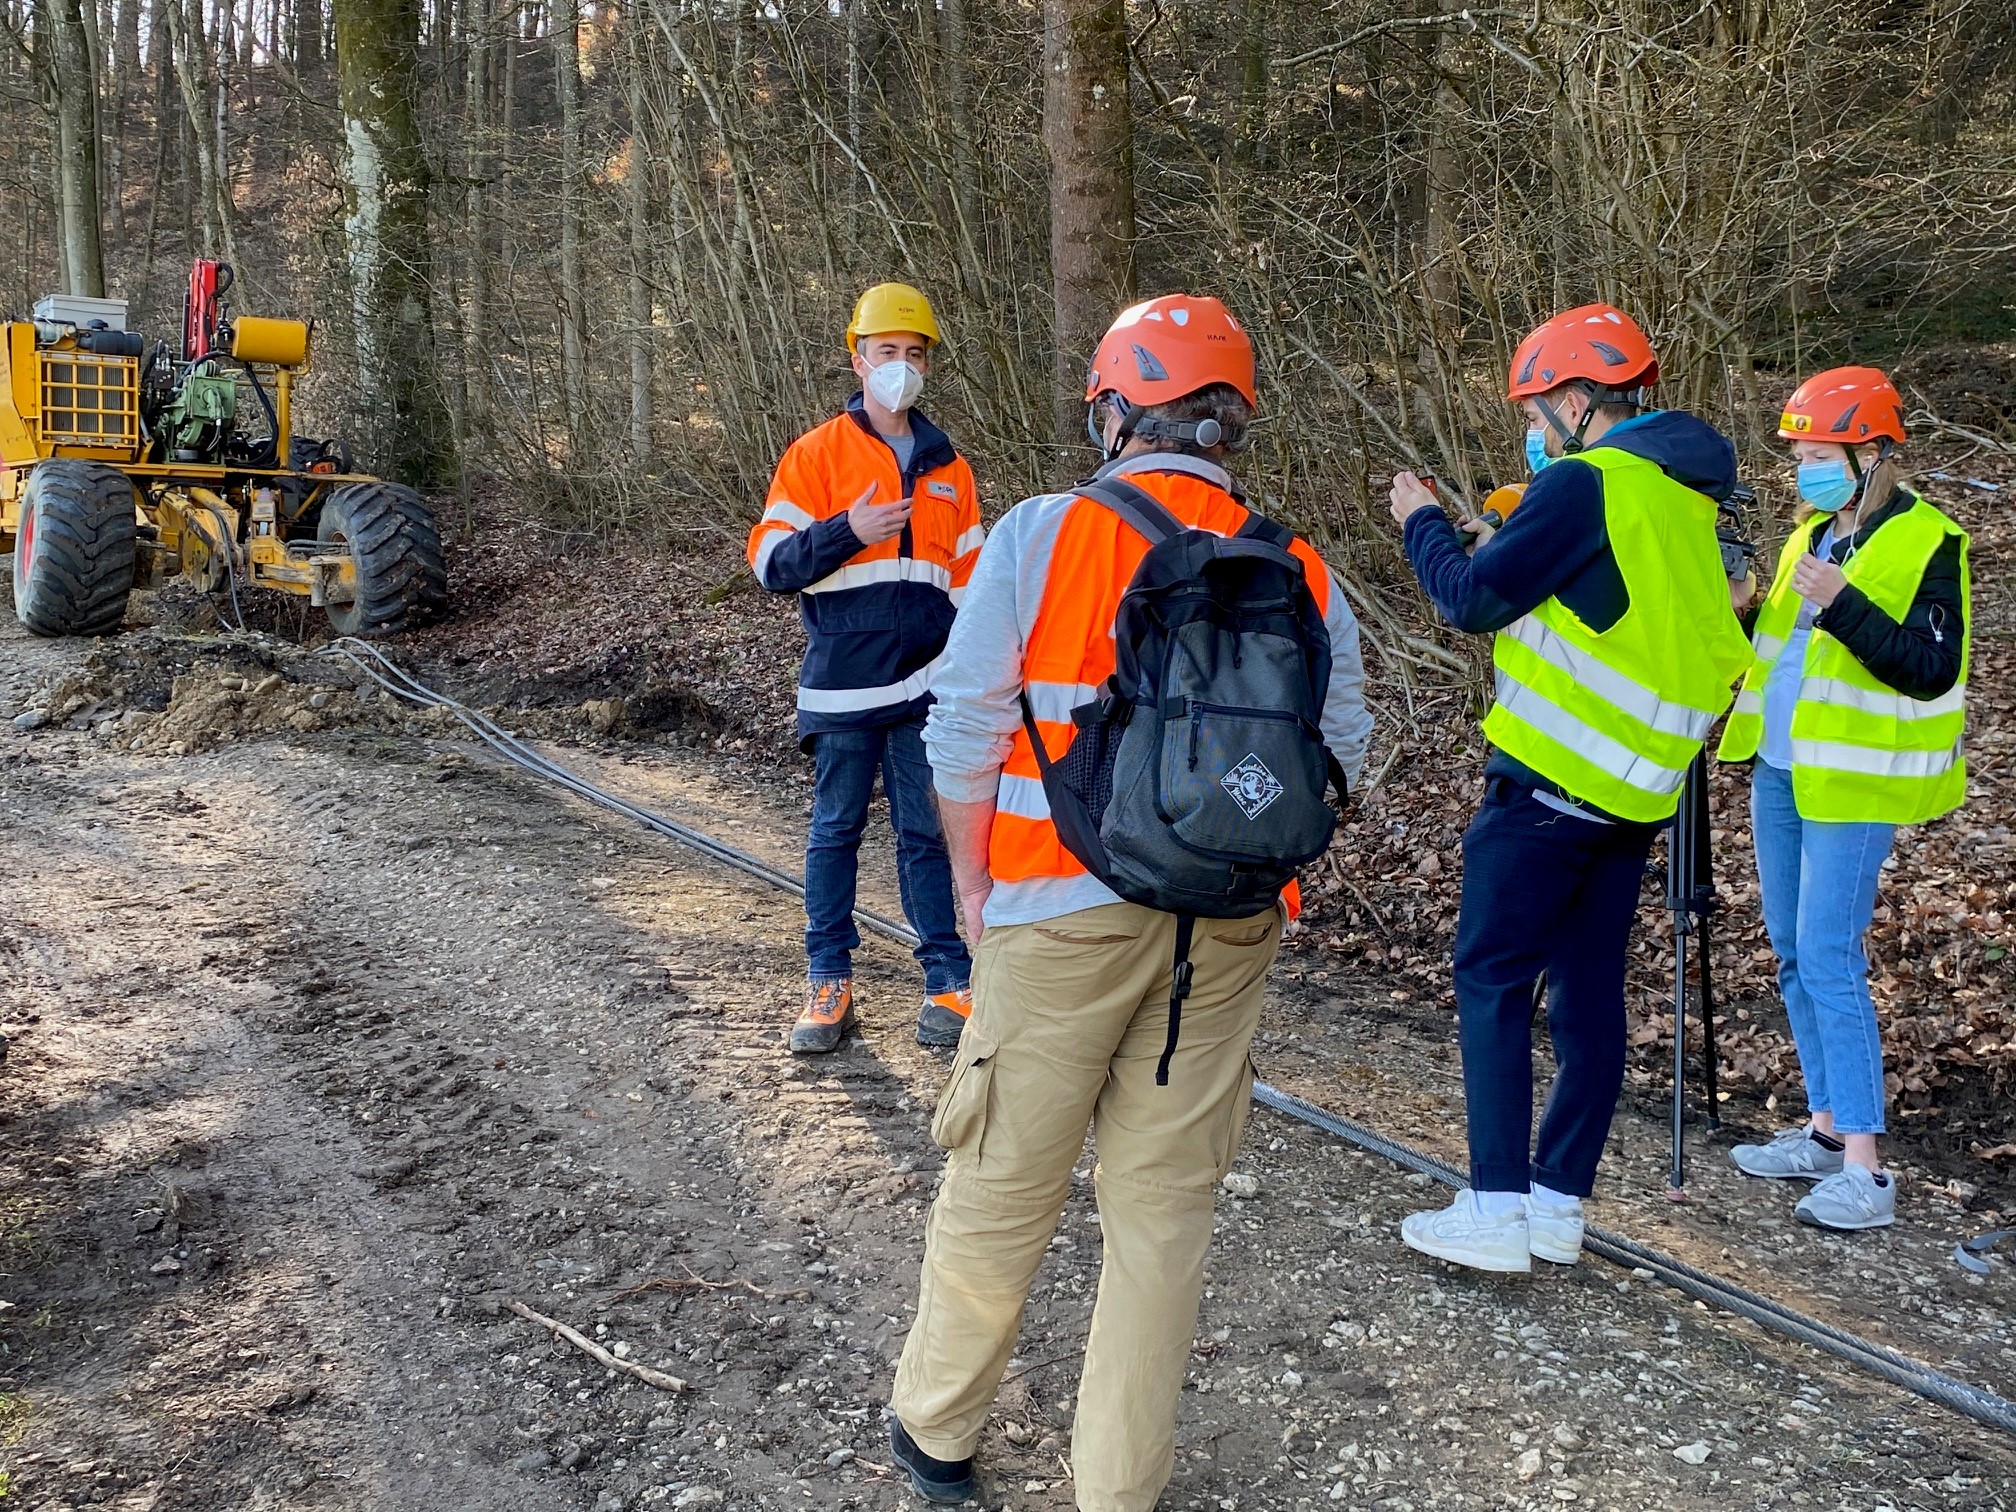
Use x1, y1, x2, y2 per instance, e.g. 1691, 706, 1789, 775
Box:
1506, 303, 1659, 401
1778, 366, 1906, 447
1085, 294, 1258, 408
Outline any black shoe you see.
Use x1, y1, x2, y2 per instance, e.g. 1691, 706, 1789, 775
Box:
888, 1416, 975, 1504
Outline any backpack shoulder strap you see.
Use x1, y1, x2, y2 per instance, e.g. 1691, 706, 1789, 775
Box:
1235, 509, 1295, 551
1073, 476, 1186, 546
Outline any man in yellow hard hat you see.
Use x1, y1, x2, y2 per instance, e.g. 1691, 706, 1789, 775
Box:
746, 283, 985, 1054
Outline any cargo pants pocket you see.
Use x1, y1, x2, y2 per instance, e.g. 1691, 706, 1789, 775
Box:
929, 1032, 999, 1160
1214, 1055, 1260, 1180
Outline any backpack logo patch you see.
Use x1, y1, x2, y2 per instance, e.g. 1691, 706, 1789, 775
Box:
1221, 753, 1284, 820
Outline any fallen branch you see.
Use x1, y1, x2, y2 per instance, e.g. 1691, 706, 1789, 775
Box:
601, 1267, 815, 1307
507, 1298, 690, 1393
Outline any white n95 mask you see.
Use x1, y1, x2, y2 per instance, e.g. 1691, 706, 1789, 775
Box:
866, 359, 924, 412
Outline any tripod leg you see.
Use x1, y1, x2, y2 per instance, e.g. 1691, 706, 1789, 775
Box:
1699, 911, 1720, 1132
1670, 917, 1689, 1193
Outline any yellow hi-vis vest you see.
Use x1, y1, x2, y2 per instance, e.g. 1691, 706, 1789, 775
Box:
1717, 494, 1969, 825
1481, 445, 1751, 822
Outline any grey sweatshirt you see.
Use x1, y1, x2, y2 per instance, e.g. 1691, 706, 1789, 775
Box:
924, 452, 1374, 928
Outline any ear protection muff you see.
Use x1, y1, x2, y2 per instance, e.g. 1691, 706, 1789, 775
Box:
1086, 397, 1243, 458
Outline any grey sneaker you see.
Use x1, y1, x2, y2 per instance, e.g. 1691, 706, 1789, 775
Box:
915, 987, 971, 1048
1730, 1127, 1845, 1182
1796, 1165, 1896, 1231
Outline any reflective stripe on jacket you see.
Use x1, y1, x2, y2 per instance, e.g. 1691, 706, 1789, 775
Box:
1480, 445, 1751, 822
924, 452, 1375, 929
1718, 493, 1970, 824
746, 396, 984, 744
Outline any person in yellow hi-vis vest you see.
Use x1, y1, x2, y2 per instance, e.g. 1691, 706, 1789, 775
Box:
1387, 304, 1752, 1274
1718, 366, 1969, 1232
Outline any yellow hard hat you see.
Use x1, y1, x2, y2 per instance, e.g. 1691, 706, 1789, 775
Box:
846, 283, 941, 352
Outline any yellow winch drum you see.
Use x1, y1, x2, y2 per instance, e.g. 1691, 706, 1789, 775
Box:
230, 317, 310, 368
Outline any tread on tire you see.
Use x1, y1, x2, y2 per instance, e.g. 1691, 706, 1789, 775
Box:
317, 481, 448, 637
12, 459, 140, 638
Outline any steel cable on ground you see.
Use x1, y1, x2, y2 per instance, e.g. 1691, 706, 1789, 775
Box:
320, 639, 2016, 1439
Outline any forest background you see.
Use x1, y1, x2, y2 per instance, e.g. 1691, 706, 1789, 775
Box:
7, 1, 2015, 536
6, 0, 2016, 1115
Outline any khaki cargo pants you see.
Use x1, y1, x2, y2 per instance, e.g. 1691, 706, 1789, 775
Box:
891, 900, 1282, 1512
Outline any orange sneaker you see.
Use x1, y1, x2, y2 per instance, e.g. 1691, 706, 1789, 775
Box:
916, 986, 971, 1048
790, 978, 855, 1054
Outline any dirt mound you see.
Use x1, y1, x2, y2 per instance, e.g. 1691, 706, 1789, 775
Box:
14, 629, 394, 755
11, 625, 694, 758
123, 666, 437, 755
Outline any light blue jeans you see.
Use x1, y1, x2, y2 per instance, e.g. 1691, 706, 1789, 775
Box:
1749, 761, 1895, 1135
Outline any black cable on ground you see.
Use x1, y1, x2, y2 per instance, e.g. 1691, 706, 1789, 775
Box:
321, 639, 2016, 1440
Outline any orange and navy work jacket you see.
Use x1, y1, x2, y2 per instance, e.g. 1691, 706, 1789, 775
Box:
747, 395, 984, 745
922, 453, 1373, 928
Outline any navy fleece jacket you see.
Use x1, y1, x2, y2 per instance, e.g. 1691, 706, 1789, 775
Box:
1402, 410, 1739, 815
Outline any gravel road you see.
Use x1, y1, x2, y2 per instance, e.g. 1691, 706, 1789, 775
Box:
2, 608, 2012, 1512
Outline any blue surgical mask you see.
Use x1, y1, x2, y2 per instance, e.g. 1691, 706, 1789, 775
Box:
1524, 428, 1553, 476
1796, 458, 1859, 513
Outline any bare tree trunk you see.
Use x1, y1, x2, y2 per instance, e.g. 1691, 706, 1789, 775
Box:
938, 0, 976, 231
552, 0, 588, 447
1420, 29, 1465, 332
164, 0, 235, 262
1041, 0, 1133, 447
48, 0, 108, 296
844, 0, 862, 202
462, 0, 492, 435
108, 0, 140, 234
624, 5, 652, 466
1230, 0, 1267, 170
293, 0, 320, 73
333, 0, 454, 484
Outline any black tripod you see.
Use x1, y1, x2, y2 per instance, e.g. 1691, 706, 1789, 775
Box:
1663, 752, 1722, 1191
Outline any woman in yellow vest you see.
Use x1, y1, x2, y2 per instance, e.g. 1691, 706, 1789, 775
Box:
1719, 367, 1969, 1231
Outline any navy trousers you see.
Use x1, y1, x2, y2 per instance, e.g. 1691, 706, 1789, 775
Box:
804, 716, 971, 994
1453, 778, 1661, 1197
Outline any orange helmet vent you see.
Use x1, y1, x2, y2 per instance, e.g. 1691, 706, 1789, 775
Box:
1778, 366, 1906, 445
1507, 303, 1659, 400
1085, 294, 1257, 409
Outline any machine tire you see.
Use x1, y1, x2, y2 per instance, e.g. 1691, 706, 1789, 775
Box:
12, 460, 139, 638
317, 482, 447, 637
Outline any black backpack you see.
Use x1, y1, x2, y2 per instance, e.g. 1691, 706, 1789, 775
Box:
1019, 476, 1348, 1083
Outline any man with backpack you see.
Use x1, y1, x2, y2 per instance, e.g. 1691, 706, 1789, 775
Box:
1387, 304, 1752, 1274
883, 294, 1373, 1509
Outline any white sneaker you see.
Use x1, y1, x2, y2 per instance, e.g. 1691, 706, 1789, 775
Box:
1401, 1190, 1532, 1274
1525, 1194, 1584, 1265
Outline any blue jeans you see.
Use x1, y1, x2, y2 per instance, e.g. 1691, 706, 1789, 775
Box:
1750, 761, 1894, 1135
805, 717, 971, 994
1452, 779, 1662, 1197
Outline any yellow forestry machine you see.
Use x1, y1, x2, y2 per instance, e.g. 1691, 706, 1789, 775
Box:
1, 260, 445, 639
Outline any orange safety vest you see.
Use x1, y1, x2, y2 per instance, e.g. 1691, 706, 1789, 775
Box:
991, 468, 1336, 891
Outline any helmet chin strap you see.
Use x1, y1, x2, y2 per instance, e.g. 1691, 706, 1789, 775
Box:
1531, 385, 1599, 456
1841, 440, 1891, 511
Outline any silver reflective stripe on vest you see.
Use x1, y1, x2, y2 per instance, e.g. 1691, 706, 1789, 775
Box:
995, 771, 1052, 820
1789, 738, 1962, 779
1495, 673, 1690, 796
1733, 688, 1763, 717
1800, 676, 1967, 722
1752, 630, 1786, 661
1506, 616, 1718, 741
1022, 679, 1100, 725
